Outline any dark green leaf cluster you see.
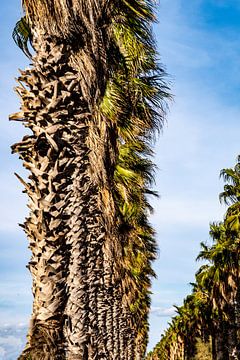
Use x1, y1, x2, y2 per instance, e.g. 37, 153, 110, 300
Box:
12, 17, 32, 58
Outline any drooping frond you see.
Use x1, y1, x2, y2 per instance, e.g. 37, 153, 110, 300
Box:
220, 158, 240, 205
103, 2, 171, 353
12, 17, 32, 58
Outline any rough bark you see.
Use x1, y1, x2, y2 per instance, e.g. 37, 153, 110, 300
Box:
13, 39, 77, 359
235, 281, 240, 359
12, 32, 135, 359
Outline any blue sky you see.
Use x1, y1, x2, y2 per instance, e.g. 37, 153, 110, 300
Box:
1, 0, 240, 357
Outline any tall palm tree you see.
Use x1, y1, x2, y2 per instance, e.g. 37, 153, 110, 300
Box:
11, 1, 170, 359
147, 156, 240, 360
219, 160, 240, 359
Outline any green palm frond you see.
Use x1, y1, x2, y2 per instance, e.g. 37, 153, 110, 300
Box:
12, 17, 32, 58
220, 184, 240, 205
225, 212, 240, 232
219, 159, 240, 205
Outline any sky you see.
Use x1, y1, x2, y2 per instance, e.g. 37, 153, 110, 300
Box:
1, 0, 240, 358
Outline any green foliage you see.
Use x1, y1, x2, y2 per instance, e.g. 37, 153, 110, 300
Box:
12, 17, 32, 58
99, 0, 171, 352
148, 155, 240, 359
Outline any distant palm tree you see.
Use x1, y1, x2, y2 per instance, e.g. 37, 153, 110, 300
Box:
11, 0, 170, 359
219, 160, 240, 359
147, 157, 240, 360
196, 262, 229, 360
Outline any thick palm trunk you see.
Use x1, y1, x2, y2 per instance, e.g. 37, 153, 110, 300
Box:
13, 39, 77, 359
12, 0, 165, 357
12, 31, 135, 358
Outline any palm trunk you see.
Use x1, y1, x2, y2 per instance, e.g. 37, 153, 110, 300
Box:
112, 289, 121, 358
215, 320, 229, 360
227, 301, 238, 360
211, 333, 217, 360
13, 39, 77, 359
235, 282, 240, 359
62, 125, 110, 358
12, 0, 164, 357
12, 29, 134, 358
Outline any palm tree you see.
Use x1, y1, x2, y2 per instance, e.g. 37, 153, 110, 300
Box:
148, 226, 237, 360
195, 221, 240, 360
219, 160, 240, 359
147, 294, 201, 360
11, 1, 170, 359
147, 157, 240, 360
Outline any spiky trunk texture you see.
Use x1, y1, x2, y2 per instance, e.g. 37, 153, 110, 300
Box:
12, 32, 136, 359
11, 0, 167, 357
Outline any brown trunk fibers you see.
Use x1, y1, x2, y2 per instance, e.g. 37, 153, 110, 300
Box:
12, 34, 135, 359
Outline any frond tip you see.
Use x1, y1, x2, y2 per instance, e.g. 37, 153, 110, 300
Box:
12, 17, 32, 58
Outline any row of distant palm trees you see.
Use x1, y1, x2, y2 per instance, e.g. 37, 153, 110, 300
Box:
12, 0, 170, 359
147, 157, 240, 360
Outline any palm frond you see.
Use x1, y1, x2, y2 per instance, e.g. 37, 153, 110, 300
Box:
12, 17, 32, 58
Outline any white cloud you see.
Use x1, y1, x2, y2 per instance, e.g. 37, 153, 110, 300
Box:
0, 325, 27, 360
150, 306, 176, 317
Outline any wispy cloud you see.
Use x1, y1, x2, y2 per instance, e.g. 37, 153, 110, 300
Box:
0, 324, 27, 360
151, 306, 176, 317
